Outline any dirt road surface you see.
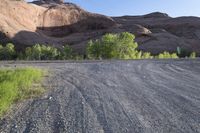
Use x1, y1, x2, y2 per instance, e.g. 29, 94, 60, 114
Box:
0, 60, 200, 133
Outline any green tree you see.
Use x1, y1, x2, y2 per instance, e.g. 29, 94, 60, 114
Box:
86, 32, 138, 59
86, 40, 102, 59
25, 44, 60, 60
25, 47, 33, 60
40, 45, 60, 60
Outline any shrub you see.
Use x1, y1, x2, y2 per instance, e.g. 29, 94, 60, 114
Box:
0, 43, 16, 60
72, 53, 84, 60
171, 53, 179, 59
25, 44, 60, 60
86, 32, 138, 59
60, 45, 73, 60
86, 32, 182, 60
87, 40, 102, 59
142, 52, 153, 59
157, 51, 179, 59
189, 52, 196, 59
40, 45, 60, 60
24, 44, 76, 60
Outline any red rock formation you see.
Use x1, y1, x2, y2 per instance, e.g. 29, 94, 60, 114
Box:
0, 0, 116, 51
0, 0, 200, 55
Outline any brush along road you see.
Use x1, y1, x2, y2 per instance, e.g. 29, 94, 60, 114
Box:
0, 60, 200, 133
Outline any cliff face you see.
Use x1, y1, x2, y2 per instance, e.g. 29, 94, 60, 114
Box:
0, 0, 116, 50
0, 0, 200, 55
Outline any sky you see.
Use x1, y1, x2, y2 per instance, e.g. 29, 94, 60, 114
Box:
26, 0, 200, 17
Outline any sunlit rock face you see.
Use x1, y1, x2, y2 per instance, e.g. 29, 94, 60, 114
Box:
0, 0, 116, 51
0, 0, 200, 55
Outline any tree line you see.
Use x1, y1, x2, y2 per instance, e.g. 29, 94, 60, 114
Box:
0, 32, 196, 60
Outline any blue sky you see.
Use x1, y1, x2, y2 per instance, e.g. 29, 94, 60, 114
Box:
27, 0, 200, 17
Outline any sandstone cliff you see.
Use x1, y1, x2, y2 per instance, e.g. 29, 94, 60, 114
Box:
0, 0, 200, 55
0, 0, 116, 51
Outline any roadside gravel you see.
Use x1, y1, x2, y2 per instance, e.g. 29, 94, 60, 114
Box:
0, 60, 200, 133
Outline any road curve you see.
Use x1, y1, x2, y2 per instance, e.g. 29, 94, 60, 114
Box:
0, 60, 200, 133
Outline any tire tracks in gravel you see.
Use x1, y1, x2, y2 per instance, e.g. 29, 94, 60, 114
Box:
0, 60, 200, 133
133, 61, 200, 133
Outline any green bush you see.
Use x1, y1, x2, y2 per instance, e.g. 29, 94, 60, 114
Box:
142, 52, 154, 59
86, 32, 138, 59
23, 44, 77, 60
87, 40, 102, 59
86, 32, 182, 60
189, 52, 196, 59
0, 43, 16, 60
59, 45, 73, 60
25, 44, 60, 60
157, 51, 179, 59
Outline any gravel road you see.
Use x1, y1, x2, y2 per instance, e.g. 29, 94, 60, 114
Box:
0, 60, 200, 133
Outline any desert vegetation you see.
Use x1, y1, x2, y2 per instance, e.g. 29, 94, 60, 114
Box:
0, 43, 16, 60
0, 67, 44, 117
156, 51, 179, 59
0, 44, 82, 60
0, 32, 197, 60
87, 32, 140, 59
86, 32, 190, 60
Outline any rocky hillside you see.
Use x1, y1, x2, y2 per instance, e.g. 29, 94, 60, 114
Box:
0, 0, 200, 55
113, 13, 200, 55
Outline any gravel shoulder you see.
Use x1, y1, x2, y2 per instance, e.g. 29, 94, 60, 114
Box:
0, 59, 200, 133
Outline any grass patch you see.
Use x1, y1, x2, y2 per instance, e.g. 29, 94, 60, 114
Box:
0, 67, 44, 117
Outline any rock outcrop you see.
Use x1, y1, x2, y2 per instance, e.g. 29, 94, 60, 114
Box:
44, 0, 64, 3
32, 0, 64, 5
113, 13, 200, 55
143, 12, 170, 18
0, 0, 116, 50
0, 0, 200, 55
